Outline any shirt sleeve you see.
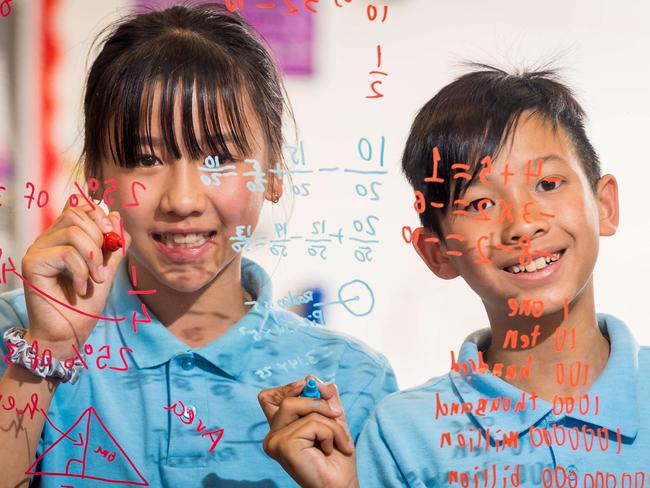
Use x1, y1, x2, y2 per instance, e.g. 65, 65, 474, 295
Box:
355, 407, 409, 487
343, 355, 398, 442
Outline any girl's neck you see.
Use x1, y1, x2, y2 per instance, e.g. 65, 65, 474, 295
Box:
484, 280, 610, 402
126, 254, 252, 348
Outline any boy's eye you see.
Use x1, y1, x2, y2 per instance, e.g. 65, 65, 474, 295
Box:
467, 198, 495, 212
536, 177, 563, 192
134, 154, 161, 167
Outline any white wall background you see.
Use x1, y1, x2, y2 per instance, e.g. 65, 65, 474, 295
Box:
7, 0, 650, 389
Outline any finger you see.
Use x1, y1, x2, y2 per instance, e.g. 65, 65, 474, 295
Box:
61, 194, 112, 231
269, 396, 344, 431
287, 413, 354, 455
33, 245, 91, 296
314, 381, 355, 450
304, 375, 339, 402
36, 226, 105, 284
44, 205, 108, 252
258, 378, 308, 423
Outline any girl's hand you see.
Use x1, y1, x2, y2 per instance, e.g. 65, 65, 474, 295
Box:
258, 377, 359, 488
20, 198, 131, 357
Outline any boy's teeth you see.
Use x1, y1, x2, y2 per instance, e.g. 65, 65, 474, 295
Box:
506, 251, 563, 274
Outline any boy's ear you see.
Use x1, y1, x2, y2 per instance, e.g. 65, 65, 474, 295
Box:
596, 174, 619, 236
413, 227, 460, 280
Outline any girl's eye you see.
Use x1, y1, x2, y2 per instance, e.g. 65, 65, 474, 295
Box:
134, 154, 161, 167
536, 177, 562, 192
467, 198, 495, 212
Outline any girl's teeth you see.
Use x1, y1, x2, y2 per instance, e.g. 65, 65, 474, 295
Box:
159, 233, 212, 247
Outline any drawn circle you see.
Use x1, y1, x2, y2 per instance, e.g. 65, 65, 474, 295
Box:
355, 183, 368, 197
68, 194, 79, 207
204, 155, 217, 168
200, 174, 212, 187
84, 344, 94, 355
337, 279, 375, 317
88, 178, 100, 193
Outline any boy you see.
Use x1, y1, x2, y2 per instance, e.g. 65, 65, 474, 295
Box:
258, 65, 650, 486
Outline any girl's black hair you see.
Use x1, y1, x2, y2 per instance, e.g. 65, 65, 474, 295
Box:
402, 64, 601, 240
81, 2, 289, 179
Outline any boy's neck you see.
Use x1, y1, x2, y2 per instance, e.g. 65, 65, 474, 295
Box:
484, 280, 610, 402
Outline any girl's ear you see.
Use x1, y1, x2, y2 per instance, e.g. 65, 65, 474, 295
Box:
413, 227, 460, 280
596, 174, 619, 237
265, 165, 284, 203
264, 175, 283, 203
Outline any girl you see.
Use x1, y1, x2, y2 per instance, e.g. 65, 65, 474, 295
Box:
0, 3, 396, 487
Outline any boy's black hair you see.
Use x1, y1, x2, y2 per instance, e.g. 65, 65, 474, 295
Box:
402, 64, 601, 240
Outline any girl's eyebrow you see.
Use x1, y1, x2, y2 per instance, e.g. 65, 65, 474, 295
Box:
135, 135, 236, 147
135, 137, 162, 148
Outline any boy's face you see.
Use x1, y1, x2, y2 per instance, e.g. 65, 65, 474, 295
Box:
416, 113, 619, 319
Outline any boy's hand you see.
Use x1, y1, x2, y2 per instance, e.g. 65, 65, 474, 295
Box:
258, 376, 359, 488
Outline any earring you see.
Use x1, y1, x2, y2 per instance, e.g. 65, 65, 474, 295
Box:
271, 193, 280, 204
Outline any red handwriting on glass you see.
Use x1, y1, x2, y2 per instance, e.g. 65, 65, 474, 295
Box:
367, 3, 388, 22
94, 445, 116, 462
23, 182, 50, 209
0, 392, 40, 419
226, 0, 317, 14
366, 44, 388, 99
21, 179, 145, 210
2, 340, 131, 373
164, 400, 224, 452
4, 255, 126, 322
0, 0, 11, 17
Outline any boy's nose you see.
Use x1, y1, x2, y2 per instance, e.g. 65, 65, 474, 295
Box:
159, 161, 208, 216
500, 199, 550, 245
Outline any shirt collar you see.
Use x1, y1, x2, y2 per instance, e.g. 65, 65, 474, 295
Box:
449, 313, 639, 438
109, 257, 273, 379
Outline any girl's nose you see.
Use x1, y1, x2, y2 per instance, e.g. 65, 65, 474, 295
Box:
159, 161, 208, 217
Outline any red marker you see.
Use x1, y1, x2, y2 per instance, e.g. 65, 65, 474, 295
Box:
102, 232, 122, 253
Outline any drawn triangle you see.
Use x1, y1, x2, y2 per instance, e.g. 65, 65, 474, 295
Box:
26, 406, 148, 486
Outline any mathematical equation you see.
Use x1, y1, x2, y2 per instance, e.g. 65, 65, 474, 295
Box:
223, 0, 390, 99
231, 216, 380, 262
0, 179, 146, 210
0, 0, 11, 18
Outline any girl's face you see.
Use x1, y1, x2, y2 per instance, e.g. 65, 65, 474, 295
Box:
100, 86, 279, 293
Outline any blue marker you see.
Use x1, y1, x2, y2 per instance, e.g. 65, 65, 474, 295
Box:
300, 378, 321, 399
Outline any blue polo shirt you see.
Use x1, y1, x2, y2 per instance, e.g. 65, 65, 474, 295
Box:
0, 258, 397, 487
357, 314, 650, 487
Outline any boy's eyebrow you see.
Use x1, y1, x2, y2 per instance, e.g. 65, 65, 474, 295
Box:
535, 154, 568, 165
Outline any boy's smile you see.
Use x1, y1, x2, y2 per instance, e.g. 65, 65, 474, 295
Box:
416, 112, 619, 320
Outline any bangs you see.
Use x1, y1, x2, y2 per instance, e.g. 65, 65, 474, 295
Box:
86, 31, 254, 169
447, 109, 536, 205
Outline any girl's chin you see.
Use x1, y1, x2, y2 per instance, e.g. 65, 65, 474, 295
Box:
145, 265, 217, 292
